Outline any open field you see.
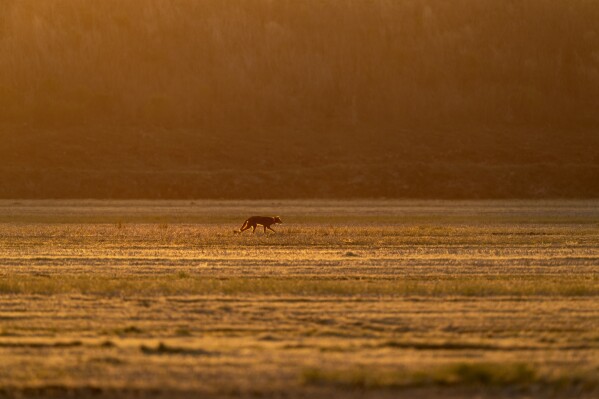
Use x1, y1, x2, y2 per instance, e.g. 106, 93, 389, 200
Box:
0, 200, 598, 398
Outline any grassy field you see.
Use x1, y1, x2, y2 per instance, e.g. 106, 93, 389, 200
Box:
0, 200, 598, 398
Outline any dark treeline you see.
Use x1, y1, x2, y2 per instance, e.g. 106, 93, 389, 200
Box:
1, 1, 598, 198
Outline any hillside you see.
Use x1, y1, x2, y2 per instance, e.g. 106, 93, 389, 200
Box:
1, 1, 598, 198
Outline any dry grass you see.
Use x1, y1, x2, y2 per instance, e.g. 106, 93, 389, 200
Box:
302, 362, 598, 390
0, 275, 596, 297
0, 200, 598, 398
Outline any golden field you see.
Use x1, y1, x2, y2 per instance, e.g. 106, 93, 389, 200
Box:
0, 200, 598, 398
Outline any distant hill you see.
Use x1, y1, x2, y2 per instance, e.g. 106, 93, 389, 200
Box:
1, 125, 597, 198
1, 1, 598, 198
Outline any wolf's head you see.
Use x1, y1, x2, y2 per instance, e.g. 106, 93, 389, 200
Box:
274, 216, 283, 224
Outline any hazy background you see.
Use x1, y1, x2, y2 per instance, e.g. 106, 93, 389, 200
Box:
1, 0, 598, 198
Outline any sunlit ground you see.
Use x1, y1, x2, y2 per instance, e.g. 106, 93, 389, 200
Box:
0, 200, 598, 398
